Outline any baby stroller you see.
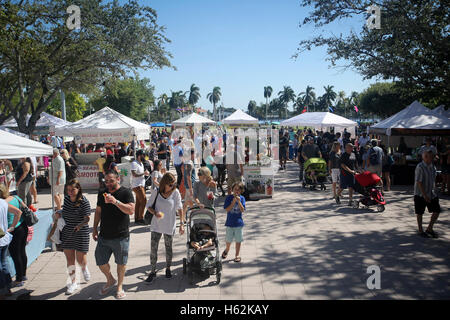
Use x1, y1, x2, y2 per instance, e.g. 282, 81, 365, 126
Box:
352, 171, 386, 212
183, 206, 222, 285
302, 158, 328, 190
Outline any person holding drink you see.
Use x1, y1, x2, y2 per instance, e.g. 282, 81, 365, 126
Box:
193, 167, 217, 208
144, 173, 184, 283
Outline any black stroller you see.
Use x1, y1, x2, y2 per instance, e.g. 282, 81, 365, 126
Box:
183, 206, 222, 285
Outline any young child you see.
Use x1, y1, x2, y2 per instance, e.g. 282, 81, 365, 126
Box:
190, 223, 215, 251
222, 182, 245, 263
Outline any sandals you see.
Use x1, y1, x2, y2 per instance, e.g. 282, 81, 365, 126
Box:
99, 280, 117, 295
221, 250, 228, 259
426, 230, 439, 238
115, 290, 126, 300
234, 256, 241, 263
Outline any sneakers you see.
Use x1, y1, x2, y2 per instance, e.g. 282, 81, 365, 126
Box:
66, 282, 79, 295
335, 196, 341, 204
82, 268, 91, 282
145, 272, 156, 283
165, 268, 172, 279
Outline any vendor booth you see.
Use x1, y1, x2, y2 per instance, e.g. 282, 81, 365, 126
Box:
2, 112, 72, 135
172, 113, 215, 127
281, 112, 357, 136
0, 130, 54, 277
223, 109, 259, 126
55, 107, 151, 189
369, 101, 450, 185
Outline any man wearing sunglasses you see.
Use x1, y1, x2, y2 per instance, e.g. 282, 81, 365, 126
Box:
93, 170, 135, 299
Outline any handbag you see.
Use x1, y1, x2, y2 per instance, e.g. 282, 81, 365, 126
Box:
15, 196, 39, 226
144, 189, 159, 225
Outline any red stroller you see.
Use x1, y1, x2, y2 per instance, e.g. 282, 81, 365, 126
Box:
353, 171, 386, 212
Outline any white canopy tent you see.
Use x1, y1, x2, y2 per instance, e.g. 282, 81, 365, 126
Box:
2, 112, 72, 134
172, 113, 215, 126
432, 105, 449, 118
369, 101, 450, 136
55, 107, 151, 143
281, 112, 357, 135
222, 109, 259, 125
0, 130, 53, 159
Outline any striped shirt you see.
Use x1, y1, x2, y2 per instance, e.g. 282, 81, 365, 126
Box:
414, 161, 437, 199
61, 195, 91, 252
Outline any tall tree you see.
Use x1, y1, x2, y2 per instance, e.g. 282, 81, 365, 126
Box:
89, 77, 155, 121
0, 0, 172, 134
263, 86, 273, 121
247, 100, 257, 117
207, 87, 221, 121
322, 85, 337, 111
295, 0, 449, 105
47, 92, 87, 122
168, 91, 186, 119
298, 86, 316, 112
186, 83, 201, 113
278, 86, 296, 119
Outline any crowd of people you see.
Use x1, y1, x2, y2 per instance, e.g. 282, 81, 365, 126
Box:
1, 124, 448, 299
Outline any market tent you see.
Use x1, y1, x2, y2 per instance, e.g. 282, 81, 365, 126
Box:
369, 101, 450, 136
55, 107, 150, 143
281, 112, 357, 134
0, 127, 29, 138
2, 112, 72, 133
172, 113, 215, 126
432, 105, 449, 118
0, 129, 53, 159
222, 109, 259, 125
150, 122, 166, 127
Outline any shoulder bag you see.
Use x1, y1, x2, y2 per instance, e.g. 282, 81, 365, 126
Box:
144, 188, 159, 225
15, 196, 39, 226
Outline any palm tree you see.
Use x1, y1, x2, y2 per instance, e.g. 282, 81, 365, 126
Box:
186, 83, 201, 113
334, 90, 346, 115
264, 86, 273, 122
247, 100, 257, 117
207, 87, 221, 121
278, 86, 296, 119
268, 98, 283, 119
168, 91, 186, 120
298, 86, 316, 112
322, 85, 337, 112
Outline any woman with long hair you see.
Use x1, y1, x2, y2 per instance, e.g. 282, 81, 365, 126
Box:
59, 179, 91, 295
0, 184, 26, 288
150, 160, 164, 190
61, 149, 79, 184
15, 158, 34, 206
329, 141, 342, 200
103, 155, 119, 174
145, 173, 184, 283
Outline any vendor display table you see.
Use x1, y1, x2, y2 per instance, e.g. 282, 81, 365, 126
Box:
243, 162, 274, 200
6, 210, 53, 277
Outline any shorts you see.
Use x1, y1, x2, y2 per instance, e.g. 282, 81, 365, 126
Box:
225, 226, 243, 243
53, 184, 65, 195
331, 168, 340, 183
95, 236, 130, 266
279, 149, 287, 160
414, 196, 441, 215
382, 165, 392, 173
227, 176, 243, 189
367, 165, 382, 177
340, 172, 355, 189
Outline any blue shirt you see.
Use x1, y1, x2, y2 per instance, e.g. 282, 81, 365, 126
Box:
223, 195, 245, 228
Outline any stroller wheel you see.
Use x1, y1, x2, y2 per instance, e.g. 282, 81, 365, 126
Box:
302, 182, 306, 188
183, 258, 187, 274
216, 272, 221, 285
376, 204, 385, 213
353, 201, 360, 209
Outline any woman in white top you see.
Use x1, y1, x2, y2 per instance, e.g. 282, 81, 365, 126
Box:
144, 173, 184, 283
150, 160, 165, 190
0, 198, 22, 300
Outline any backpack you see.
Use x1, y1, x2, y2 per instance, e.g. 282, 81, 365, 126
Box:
369, 148, 380, 166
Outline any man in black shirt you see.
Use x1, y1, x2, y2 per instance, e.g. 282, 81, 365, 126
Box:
279, 132, 289, 170
93, 170, 135, 299
157, 138, 168, 169
336, 143, 359, 206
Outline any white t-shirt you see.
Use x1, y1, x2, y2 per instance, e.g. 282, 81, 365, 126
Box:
151, 170, 163, 189
30, 157, 37, 177
130, 160, 145, 188
146, 189, 183, 236
172, 145, 183, 166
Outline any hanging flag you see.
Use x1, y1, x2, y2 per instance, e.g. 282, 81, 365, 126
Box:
354, 105, 359, 113
302, 108, 307, 114
328, 106, 334, 113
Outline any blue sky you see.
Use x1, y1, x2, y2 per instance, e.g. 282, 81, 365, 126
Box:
141, 0, 376, 111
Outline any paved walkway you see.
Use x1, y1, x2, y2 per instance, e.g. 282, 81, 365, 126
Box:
8, 162, 450, 300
